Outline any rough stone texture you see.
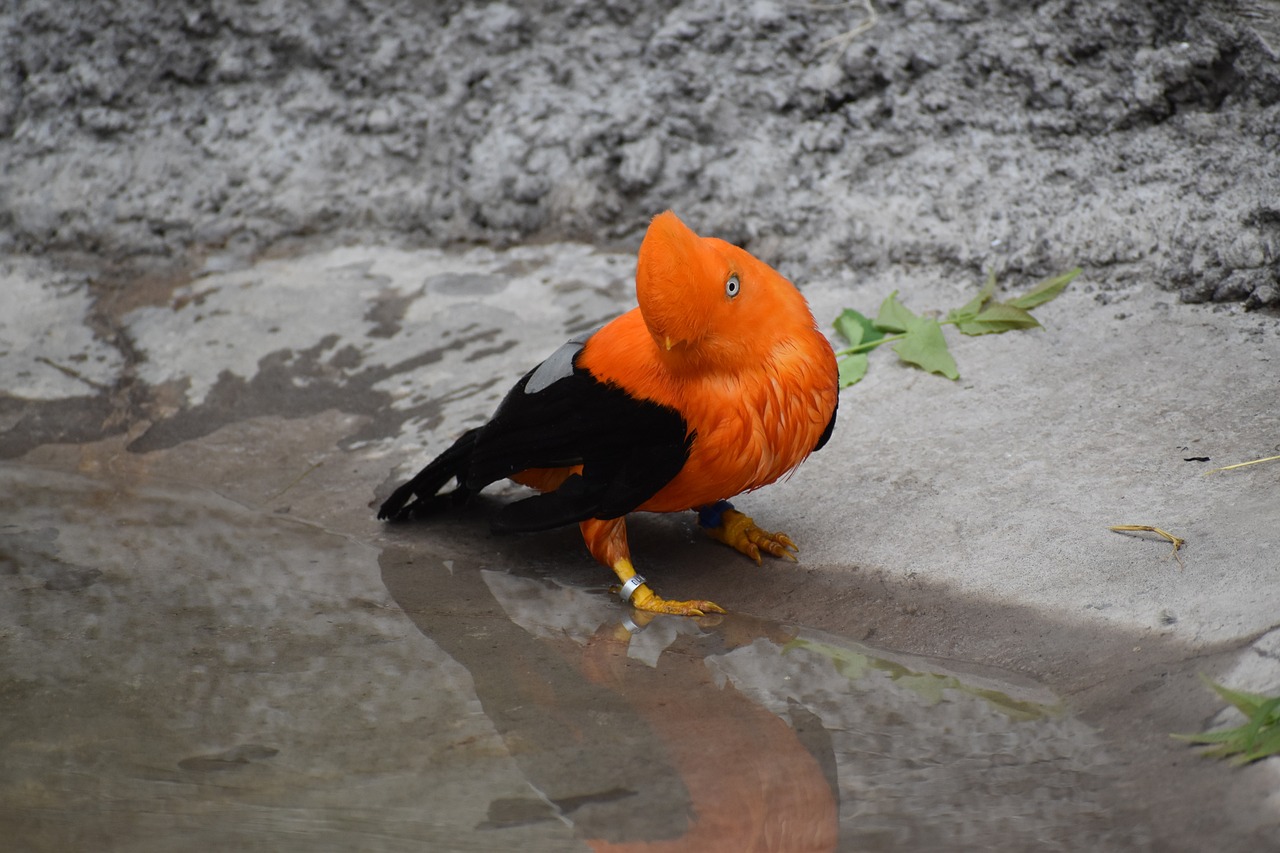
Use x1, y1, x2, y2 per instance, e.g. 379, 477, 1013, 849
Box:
3, 0, 1279, 305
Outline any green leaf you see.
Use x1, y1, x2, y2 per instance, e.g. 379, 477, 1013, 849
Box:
1240, 727, 1280, 763
1173, 678, 1280, 764
1172, 727, 1246, 745
1207, 678, 1272, 718
947, 269, 998, 324
834, 309, 883, 349
894, 317, 959, 379
1239, 695, 1280, 747
837, 353, 869, 388
874, 291, 916, 333
1203, 743, 1241, 760
1006, 267, 1081, 310
955, 303, 1042, 336
834, 310, 864, 347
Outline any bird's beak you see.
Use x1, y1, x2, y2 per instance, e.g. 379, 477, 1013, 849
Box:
664, 336, 675, 351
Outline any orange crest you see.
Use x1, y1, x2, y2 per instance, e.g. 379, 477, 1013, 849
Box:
634, 211, 815, 372
635, 211, 732, 353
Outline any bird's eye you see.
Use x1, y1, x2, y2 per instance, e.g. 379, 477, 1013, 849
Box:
725, 274, 740, 299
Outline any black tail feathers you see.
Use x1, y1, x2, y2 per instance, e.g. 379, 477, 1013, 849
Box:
377, 427, 481, 522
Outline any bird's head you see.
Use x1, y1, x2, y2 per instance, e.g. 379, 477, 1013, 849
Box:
635, 210, 812, 371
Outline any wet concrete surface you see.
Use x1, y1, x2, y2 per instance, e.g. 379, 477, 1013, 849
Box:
2, 243, 1279, 850
1, 464, 1135, 851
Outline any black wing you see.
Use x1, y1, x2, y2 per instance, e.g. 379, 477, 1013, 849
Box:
378, 337, 692, 532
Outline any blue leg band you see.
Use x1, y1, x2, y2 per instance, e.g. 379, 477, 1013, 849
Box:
696, 500, 735, 529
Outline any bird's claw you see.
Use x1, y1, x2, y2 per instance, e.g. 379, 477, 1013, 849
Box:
632, 591, 727, 617
609, 557, 727, 618
703, 509, 799, 565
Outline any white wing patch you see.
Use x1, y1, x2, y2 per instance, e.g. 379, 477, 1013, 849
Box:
523, 328, 598, 395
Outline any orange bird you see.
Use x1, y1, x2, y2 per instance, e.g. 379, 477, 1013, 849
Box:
379, 211, 838, 616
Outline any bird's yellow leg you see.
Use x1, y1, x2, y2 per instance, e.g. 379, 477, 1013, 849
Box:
580, 517, 726, 617
698, 501, 798, 565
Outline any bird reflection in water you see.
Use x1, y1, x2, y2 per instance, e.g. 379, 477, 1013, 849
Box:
384, 546, 838, 850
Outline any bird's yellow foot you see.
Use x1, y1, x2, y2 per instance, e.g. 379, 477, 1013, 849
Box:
702, 507, 798, 565
630, 586, 727, 617
611, 559, 726, 617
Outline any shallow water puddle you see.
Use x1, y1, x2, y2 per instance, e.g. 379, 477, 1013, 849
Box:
1, 464, 1142, 851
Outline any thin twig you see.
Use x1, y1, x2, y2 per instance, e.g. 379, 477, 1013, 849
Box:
269, 461, 324, 503
1110, 525, 1186, 570
1203, 454, 1280, 476
814, 0, 880, 53
35, 356, 110, 392
834, 332, 906, 356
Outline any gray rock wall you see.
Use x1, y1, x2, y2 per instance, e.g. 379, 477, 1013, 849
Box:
3, 0, 1278, 305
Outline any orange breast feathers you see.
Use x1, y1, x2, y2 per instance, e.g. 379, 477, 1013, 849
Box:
577, 211, 838, 513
